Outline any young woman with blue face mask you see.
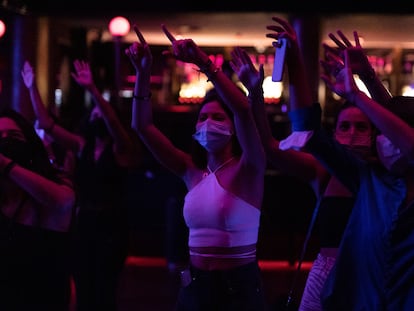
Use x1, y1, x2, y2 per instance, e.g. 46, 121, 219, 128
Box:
126, 24, 267, 311
282, 47, 414, 311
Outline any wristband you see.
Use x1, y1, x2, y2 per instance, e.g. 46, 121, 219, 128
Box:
198, 59, 220, 82
2, 161, 16, 177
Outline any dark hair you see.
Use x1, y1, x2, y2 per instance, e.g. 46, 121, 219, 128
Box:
333, 101, 356, 127
78, 102, 123, 142
0, 108, 58, 181
191, 88, 242, 169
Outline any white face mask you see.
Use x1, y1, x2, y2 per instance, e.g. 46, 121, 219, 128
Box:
376, 134, 409, 174
193, 119, 233, 152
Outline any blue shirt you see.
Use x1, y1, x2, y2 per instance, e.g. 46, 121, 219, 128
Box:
284, 103, 414, 311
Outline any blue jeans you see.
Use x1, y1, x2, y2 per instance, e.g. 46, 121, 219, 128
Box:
174, 261, 267, 311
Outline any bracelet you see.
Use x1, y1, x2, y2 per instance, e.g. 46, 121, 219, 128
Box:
133, 92, 152, 100
205, 67, 220, 82
44, 121, 56, 133
2, 160, 16, 177
198, 59, 220, 82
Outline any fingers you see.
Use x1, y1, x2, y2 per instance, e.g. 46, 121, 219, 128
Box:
344, 49, 351, 68
322, 43, 339, 54
353, 31, 361, 47
271, 16, 293, 33
328, 32, 347, 50
133, 25, 147, 45
336, 30, 352, 47
73, 59, 81, 72
161, 24, 176, 43
266, 33, 278, 41
240, 48, 252, 66
266, 16, 292, 45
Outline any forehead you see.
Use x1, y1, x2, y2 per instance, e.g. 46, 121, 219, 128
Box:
0, 117, 21, 131
199, 101, 226, 114
337, 106, 370, 123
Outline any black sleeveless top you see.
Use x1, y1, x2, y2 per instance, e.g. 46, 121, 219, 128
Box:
318, 196, 355, 248
0, 212, 71, 310
75, 142, 129, 212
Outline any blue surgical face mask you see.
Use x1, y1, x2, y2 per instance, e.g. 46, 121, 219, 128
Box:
192, 119, 233, 152
376, 134, 410, 174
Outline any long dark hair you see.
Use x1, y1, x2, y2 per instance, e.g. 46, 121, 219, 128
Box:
0, 108, 58, 181
191, 88, 242, 169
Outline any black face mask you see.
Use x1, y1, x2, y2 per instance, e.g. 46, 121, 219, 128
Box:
0, 137, 33, 168
89, 118, 109, 138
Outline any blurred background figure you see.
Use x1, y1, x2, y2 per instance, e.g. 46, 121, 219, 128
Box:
0, 108, 76, 311
21, 59, 142, 311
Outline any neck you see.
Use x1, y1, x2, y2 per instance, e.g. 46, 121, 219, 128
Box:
207, 156, 235, 173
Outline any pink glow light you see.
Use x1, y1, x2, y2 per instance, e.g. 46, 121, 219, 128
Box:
109, 16, 130, 37
0, 20, 6, 38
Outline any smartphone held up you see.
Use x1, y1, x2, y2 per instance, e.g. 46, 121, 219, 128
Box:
272, 38, 287, 82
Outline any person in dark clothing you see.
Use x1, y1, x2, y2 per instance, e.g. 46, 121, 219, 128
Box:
0, 108, 76, 311
21, 59, 141, 311
282, 41, 414, 310
229, 17, 376, 311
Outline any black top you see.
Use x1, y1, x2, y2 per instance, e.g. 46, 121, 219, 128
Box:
318, 196, 355, 248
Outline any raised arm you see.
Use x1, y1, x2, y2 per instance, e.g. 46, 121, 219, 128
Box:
125, 25, 192, 179
324, 51, 414, 160
266, 16, 314, 112
21, 60, 84, 154
161, 24, 265, 172
71, 59, 140, 167
21, 61, 55, 130
229, 44, 325, 188
321, 30, 392, 104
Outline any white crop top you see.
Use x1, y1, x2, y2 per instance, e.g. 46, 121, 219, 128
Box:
183, 169, 260, 249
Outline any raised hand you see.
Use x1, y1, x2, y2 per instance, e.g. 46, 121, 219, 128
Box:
265, 16, 301, 67
71, 60, 94, 88
265, 16, 296, 45
321, 50, 359, 100
125, 24, 152, 73
161, 23, 208, 67
21, 60, 35, 89
320, 48, 345, 78
322, 30, 373, 78
230, 46, 264, 94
